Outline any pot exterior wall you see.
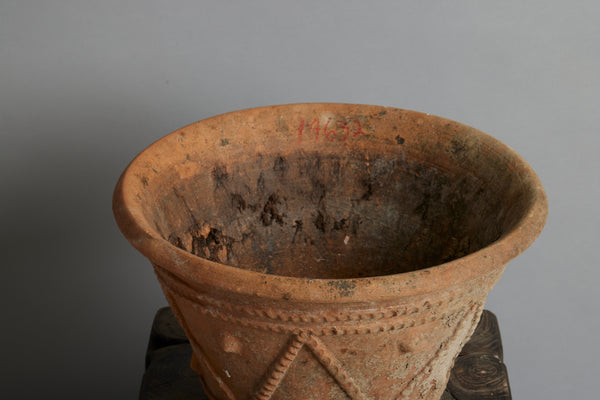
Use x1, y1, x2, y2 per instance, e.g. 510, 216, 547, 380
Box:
154, 263, 504, 400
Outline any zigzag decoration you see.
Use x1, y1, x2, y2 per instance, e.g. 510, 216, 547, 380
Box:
160, 288, 237, 400
252, 331, 367, 400
304, 334, 367, 400
155, 265, 484, 400
395, 303, 483, 400
253, 335, 305, 400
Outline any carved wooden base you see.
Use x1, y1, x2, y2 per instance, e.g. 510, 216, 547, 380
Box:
139, 308, 511, 400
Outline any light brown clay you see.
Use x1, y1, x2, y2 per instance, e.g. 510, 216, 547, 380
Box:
113, 104, 547, 400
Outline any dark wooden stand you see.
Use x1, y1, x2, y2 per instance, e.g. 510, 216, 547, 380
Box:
139, 308, 511, 400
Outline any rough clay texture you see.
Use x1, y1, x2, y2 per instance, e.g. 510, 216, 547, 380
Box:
113, 104, 547, 400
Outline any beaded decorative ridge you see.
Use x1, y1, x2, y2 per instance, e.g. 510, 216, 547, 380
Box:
155, 265, 476, 335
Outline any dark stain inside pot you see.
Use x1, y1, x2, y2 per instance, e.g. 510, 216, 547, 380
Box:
148, 150, 525, 279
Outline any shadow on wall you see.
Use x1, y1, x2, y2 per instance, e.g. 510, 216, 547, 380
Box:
0, 84, 223, 399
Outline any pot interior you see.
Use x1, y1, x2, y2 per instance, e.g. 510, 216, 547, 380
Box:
144, 154, 530, 280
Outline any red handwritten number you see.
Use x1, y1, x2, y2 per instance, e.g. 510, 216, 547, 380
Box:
323, 120, 336, 141
310, 118, 320, 140
297, 118, 365, 145
297, 119, 305, 145
353, 120, 366, 137
338, 124, 350, 142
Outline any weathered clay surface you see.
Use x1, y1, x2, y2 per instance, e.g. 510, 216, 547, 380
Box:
113, 104, 547, 400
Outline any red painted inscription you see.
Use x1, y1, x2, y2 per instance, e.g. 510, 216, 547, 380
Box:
297, 118, 366, 145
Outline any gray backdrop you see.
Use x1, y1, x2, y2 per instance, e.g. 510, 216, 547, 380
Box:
1, 1, 597, 399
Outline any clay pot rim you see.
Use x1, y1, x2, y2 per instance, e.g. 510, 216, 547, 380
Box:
113, 103, 548, 303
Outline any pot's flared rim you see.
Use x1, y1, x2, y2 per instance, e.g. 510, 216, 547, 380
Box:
113, 103, 548, 303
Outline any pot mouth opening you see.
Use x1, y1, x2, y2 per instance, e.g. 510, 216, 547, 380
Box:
137, 153, 535, 280
116, 104, 547, 285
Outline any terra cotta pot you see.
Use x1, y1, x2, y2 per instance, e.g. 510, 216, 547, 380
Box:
113, 104, 547, 400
